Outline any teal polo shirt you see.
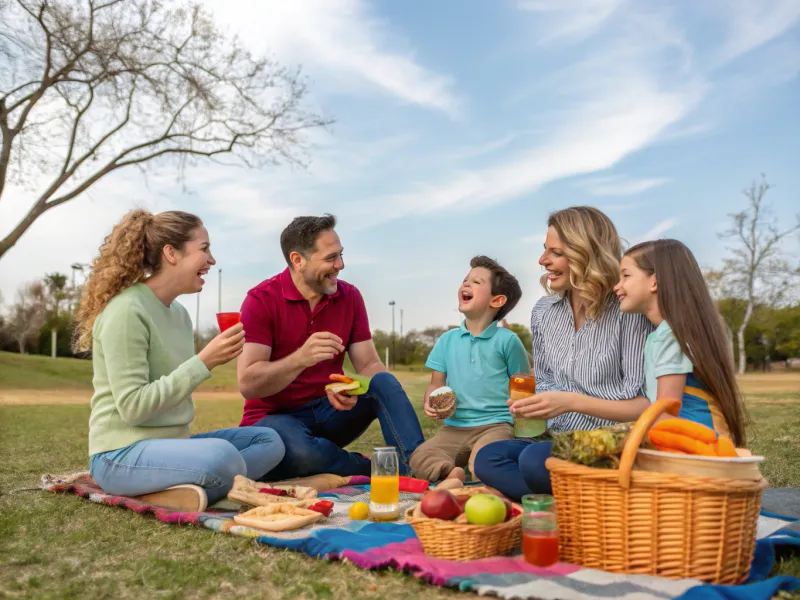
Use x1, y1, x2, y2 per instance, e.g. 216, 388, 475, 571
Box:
425, 320, 531, 428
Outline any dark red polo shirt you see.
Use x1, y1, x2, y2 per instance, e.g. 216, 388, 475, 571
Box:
238, 268, 372, 425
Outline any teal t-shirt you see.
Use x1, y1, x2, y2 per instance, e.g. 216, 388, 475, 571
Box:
644, 321, 693, 401
425, 321, 531, 427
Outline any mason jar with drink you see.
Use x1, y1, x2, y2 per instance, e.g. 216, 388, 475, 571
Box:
509, 373, 546, 438
521, 494, 559, 567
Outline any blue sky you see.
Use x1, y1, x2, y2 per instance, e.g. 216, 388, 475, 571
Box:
1, 0, 799, 337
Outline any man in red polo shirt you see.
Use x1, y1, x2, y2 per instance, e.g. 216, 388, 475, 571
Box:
237, 214, 425, 479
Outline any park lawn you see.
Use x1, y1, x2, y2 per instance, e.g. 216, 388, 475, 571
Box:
0, 352, 799, 598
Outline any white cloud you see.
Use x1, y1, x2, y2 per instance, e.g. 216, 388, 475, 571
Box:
632, 218, 679, 244
201, 0, 459, 115
578, 175, 670, 197
350, 78, 699, 226
714, 0, 800, 67
517, 0, 625, 44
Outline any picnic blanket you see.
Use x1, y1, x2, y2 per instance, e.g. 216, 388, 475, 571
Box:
41, 473, 800, 600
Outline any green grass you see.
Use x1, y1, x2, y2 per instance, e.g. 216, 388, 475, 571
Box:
1, 352, 799, 598
0, 351, 93, 390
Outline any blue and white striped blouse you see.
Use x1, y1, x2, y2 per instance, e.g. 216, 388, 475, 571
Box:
530, 293, 652, 432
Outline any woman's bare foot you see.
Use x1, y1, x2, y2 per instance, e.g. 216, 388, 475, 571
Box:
445, 467, 466, 482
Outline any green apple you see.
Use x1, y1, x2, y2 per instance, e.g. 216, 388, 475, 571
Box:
464, 493, 507, 526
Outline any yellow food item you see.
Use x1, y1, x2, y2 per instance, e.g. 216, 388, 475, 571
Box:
349, 502, 369, 520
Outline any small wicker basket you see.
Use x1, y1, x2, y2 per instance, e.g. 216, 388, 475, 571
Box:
546, 398, 767, 584
404, 486, 523, 561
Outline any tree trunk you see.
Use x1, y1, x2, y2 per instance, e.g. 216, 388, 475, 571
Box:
737, 299, 754, 375
51, 328, 57, 358
17, 336, 25, 354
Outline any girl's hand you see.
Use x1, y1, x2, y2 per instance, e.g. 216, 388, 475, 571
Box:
508, 391, 574, 419
198, 323, 245, 370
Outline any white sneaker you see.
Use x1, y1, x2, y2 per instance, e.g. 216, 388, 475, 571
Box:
134, 484, 208, 512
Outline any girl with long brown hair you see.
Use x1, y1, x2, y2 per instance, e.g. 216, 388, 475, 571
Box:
615, 239, 748, 445
77, 209, 284, 511
474, 206, 653, 500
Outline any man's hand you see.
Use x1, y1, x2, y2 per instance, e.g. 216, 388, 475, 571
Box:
327, 388, 358, 411
298, 332, 344, 368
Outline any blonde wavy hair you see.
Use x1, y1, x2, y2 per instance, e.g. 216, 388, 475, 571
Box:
73, 209, 203, 353
540, 206, 622, 320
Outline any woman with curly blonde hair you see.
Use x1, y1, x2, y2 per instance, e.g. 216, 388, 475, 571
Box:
474, 206, 652, 500
76, 209, 284, 511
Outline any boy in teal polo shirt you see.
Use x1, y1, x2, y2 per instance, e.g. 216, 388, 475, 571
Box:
409, 256, 530, 482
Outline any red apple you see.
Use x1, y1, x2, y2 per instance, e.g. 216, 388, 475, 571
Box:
455, 494, 470, 510
502, 498, 512, 522
420, 490, 462, 520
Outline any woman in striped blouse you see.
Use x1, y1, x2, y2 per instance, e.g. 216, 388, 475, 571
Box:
473, 206, 652, 501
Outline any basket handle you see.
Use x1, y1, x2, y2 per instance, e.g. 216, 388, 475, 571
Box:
618, 398, 681, 489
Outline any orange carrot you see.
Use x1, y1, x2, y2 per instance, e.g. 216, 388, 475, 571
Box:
650, 418, 718, 444
648, 430, 717, 456
329, 374, 355, 383
652, 443, 688, 455
714, 436, 738, 458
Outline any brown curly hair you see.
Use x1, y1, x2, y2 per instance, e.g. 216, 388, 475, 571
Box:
73, 209, 203, 352
541, 206, 621, 320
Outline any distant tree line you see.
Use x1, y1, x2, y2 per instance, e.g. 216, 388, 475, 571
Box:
1, 176, 798, 371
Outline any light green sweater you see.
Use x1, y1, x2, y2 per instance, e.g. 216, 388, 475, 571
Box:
88, 283, 211, 456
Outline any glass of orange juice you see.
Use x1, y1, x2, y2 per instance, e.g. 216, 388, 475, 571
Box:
369, 447, 400, 521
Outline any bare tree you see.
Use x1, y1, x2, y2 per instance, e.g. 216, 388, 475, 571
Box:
719, 175, 800, 374
0, 0, 330, 259
6, 281, 48, 353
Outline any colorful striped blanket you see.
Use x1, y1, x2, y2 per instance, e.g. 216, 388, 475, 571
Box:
42, 473, 800, 600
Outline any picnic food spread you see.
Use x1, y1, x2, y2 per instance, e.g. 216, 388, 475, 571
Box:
227, 475, 318, 508
233, 503, 325, 532
551, 422, 634, 467
324, 374, 361, 394
405, 486, 524, 560
427, 386, 456, 419
646, 418, 738, 457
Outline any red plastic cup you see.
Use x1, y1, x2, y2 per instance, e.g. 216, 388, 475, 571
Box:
216, 312, 241, 332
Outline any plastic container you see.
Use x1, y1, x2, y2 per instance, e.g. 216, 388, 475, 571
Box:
509, 374, 545, 438
369, 447, 400, 521
216, 312, 241, 332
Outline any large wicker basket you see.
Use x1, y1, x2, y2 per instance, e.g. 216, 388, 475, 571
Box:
404, 486, 522, 561
546, 398, 767, 584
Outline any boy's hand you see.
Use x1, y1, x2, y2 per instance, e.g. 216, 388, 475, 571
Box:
423, 396, 441, 419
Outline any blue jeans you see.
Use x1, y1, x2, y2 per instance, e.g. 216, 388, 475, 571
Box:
473, 439, 554, 501
89, 427, 285, 504
253, 372, 425, 480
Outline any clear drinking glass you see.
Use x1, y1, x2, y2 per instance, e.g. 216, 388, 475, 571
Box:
369, 446, 400, 521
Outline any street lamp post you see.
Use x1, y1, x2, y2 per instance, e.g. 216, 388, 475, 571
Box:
389, 300, 396, 370
218, 268, 222, 313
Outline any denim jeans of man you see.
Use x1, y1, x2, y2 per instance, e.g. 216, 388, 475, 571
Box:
253, 372, 425, 480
